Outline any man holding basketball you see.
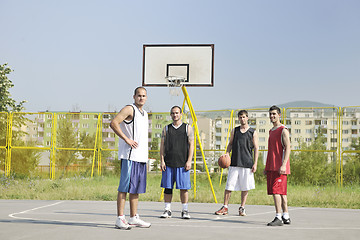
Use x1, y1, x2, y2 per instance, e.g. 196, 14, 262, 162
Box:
159, 106, 194, 219
215, 110, 259, 216
110, 87, 151, 230
265, 105, 291, 226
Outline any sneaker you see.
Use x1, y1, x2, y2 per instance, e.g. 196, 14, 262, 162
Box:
267, 217, 284, 226
115, 217, 131, 230
215, 206, 228, 215
160, 210, 172, 218
181, 210, 191, 219
282, 217, 291, 225
239, 207, 246, 216
128, 214, 151, 228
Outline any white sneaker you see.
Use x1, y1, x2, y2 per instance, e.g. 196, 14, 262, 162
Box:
115, 217, 131, 230
160, 210, 172, 218
181, 210, 191, 219
128, 214, 151, 228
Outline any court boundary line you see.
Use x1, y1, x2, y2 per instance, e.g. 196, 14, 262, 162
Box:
6, 201, 360, 231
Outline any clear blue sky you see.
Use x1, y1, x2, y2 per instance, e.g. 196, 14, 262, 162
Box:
1, 0, 359, 112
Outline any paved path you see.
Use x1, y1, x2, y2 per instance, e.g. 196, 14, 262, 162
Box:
1, 200, 359, 240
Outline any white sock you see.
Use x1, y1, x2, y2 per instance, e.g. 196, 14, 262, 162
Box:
165, 202, 171, 210
182, 203, 188, 211
223, 205, 228, 208
283, 212, 290, 219
276, 213, 282, 220
118, 215, 125, 219
129, 215, 138, 221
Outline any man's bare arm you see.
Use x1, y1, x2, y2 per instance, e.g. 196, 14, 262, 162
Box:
110, 105, 138, 148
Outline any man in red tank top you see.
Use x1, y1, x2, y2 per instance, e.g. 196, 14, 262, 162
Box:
265, 105, 291, 226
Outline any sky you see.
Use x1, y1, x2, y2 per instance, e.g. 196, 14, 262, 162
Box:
1, 0, 359, 113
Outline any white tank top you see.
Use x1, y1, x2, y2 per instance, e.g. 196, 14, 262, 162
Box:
118, 104, 148, 163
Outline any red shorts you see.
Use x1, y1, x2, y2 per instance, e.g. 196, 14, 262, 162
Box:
267, 171, 287, 195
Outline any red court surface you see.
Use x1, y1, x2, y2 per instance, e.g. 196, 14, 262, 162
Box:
1, 200, 359, 240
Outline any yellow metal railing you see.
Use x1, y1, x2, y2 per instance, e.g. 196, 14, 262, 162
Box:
1, 105, 359, 191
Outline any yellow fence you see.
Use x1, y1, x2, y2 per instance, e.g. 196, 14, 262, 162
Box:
1, 106, 360, 187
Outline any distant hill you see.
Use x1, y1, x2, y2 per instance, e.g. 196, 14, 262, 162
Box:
196, 101, 336, 118
249, 100, 336, 109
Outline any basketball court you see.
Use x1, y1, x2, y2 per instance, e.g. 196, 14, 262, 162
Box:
1, 199, 359, 240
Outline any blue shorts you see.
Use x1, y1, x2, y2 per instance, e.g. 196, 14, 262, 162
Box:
118, 159, 147, 194
161, 166, 191, 190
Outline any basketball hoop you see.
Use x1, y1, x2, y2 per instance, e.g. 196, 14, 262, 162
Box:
165, 76, 185, 96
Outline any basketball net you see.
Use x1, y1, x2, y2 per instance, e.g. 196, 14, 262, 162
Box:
165, 76, 185, 97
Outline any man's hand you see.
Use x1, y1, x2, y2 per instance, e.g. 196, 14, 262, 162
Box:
279, 165, 286, 175
185, 161, 191, 171
125, 139, 138, 149
160, 160, 166, 172
252, 164, 257, 173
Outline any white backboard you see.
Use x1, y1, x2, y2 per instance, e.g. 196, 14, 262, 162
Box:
142, 44, 214, 87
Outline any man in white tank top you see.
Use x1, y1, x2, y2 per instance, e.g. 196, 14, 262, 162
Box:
110, 87, 151, 230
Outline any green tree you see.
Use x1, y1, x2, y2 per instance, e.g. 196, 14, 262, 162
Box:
289, 130, 335, 185
1, 63, 40, 177
0, 63, 26, 112
56, 117, 79, 169
342, 137, 360, 184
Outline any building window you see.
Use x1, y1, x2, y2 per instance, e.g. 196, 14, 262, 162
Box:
47, 115, 52, 119
155, 124, 162, 129
47, 123, 52, 128
295, 120, 301, 125
259, 120, 266, 125
305, 138, 312, 142
331, 138, 337, 143
155, 115, 163, 120
259, 137, 266, 142
330, 130, 337, 134
305, 120, 312, 125
259, 129, 266, 133
82, 123, 89, 128
83, 114, 89, 119
342, 138, 349, 143
306, 129, 312, 134
342, 130, 349, 134
343, 121, 349, 125
295, 129, 301, 134
225, 120, 230, 124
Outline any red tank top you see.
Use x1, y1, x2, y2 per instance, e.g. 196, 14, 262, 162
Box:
265, 125, 290, 174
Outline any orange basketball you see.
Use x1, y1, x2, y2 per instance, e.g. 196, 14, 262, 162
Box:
218, 154, 231, 168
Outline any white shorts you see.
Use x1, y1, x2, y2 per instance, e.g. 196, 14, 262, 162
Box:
225, 166, 255, 191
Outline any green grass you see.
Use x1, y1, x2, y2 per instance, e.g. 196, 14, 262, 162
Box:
1, 173, 359, 209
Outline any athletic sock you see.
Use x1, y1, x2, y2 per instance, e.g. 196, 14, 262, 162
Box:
182, 203, 188, 211
223, 205, 228, 208
165, 202, 171, 211
276, 213, 282, 220
118, 215, 125, 219
283, 212, 290, 219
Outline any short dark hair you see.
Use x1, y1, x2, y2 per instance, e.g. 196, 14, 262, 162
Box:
238, 110, 248, 117
269, 105, 281, 114
170, 105, 182, 113
134, 87, 147, 95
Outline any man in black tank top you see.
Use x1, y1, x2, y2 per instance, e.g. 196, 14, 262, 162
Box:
215, 110, 259, 216
160, 106, 194, 219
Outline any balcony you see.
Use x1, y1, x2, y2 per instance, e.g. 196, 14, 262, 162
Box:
104, 137, 115, 142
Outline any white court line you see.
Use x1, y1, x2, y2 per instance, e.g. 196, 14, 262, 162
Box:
8, 201, 110, 225
7, 203, 360, 231
9, 201, 64, 220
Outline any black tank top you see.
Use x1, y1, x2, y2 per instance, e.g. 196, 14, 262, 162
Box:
164, 123, 189, 168
230, 127, 255, 168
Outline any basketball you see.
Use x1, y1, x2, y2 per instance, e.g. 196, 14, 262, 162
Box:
218, 154, 231, 168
